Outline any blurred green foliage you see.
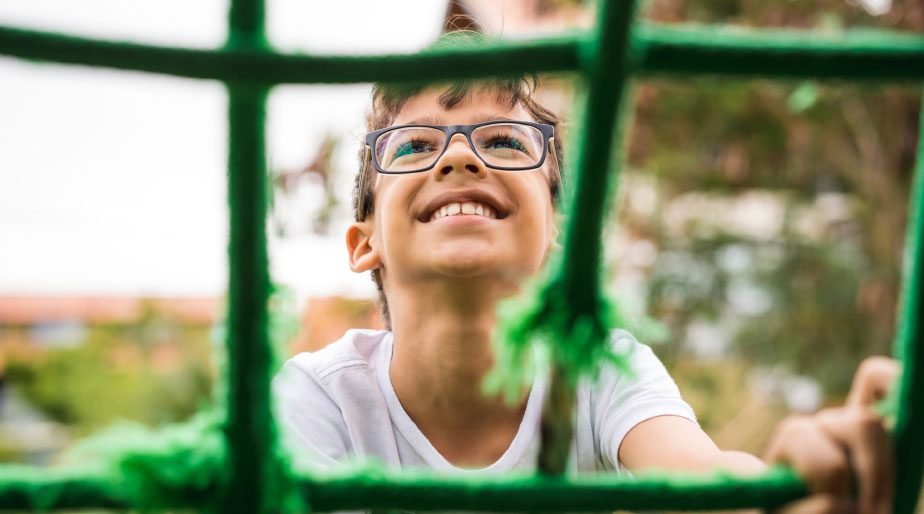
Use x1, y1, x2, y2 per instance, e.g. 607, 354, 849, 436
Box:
627, 76, 919, 400
606, 0, 923, 451
5, 305, 215, 437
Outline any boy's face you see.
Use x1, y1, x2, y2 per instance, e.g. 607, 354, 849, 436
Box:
348, 87, 558, 293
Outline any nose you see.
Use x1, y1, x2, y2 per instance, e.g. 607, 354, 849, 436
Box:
431, 133, 487, 180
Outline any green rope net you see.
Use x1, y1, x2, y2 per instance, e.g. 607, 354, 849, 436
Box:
1, 0, 923, 512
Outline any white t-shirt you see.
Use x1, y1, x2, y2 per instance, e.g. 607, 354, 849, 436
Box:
273, 328, 696, 475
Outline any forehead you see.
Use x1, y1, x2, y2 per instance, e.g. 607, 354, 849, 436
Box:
392, 86, 534, 126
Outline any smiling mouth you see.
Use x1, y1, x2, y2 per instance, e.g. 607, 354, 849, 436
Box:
429, 201, 498, 222
418, 190, 510, 223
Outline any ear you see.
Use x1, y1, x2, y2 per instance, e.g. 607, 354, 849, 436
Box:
346, 220, 381, 273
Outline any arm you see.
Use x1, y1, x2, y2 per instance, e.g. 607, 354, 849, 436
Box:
618, 357, 899, 514
619, 415, 767, 475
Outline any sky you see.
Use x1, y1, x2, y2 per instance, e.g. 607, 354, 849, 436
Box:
0, 0, 447, 301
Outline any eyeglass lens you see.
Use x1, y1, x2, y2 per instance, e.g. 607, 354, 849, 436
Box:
373, 123, 545, 173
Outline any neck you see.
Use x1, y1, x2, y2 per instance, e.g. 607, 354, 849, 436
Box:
387, 276, 528, 433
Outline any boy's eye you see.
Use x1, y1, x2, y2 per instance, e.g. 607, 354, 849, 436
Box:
482, 136, 526, 152
393, 139, 437, 159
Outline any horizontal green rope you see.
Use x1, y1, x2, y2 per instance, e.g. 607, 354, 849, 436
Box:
892, 89, 924, 514
636, 25, 924, 80
0, 26, 580, 83
1, 25, 922, 83
0, 417, 225, 512
0, 466, 224, 512
298, 466, 807, 512
0, 463, 806, 513
0, 467, 129, 511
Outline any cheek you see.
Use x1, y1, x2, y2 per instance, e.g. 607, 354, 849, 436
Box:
376, 201, 408, 263
373, 179, 420, 263
510, 187, 555, 265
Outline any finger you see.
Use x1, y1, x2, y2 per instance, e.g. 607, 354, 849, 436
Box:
847, 357, 900, 408
773, 495, 856, 514
878, 461, 894, 514
817, 407, 893, 514
764, 415, 853, 496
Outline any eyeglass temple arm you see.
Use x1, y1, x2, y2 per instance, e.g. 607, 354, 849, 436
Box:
549, 137, 563, 200
358, 145, 371, 222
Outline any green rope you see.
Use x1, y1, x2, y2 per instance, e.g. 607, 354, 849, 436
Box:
0, 460, 805, 513
1, 25, 922, 84
227, 0, 264, 48
298, 465, 806, 512
635, 25, 924, 80
891, 90, 924, 514
73, 414, 225, 511
0, 414, 224, 511
485, 0, 640, 475
0, 468, 127, 511
222, 4, 289, 508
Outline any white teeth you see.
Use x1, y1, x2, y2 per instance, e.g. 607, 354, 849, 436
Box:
430, 201, 500, 221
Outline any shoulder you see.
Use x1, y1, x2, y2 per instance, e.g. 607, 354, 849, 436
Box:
593, 329, 670, 389
586, 329, 697, 470
275, 328, 391, 409
281, 328, 390, 383
272, 329, 393, 467
274, 327, 391, 411
581, 329, 678, 414
590, 328, 689, 401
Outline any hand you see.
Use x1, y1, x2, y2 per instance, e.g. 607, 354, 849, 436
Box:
764, 357, 900, 514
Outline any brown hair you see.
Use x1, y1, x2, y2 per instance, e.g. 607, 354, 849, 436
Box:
352, 35, 565, 329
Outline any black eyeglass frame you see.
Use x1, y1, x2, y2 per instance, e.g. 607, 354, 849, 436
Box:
364, 120, 555, 175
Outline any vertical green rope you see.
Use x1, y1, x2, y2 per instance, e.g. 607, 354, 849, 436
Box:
227, 0, 264, 50
533, 0, 641, 474
891, 91, 924, 514
224, 81, 280, 514
558, 0, 637, 295
221, 2, 287, 514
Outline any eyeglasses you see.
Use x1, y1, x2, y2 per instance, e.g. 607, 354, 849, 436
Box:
357, 121, 556, 221
364, 120, 555, 174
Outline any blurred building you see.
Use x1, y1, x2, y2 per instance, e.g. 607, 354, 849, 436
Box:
0, 296, 219, 357
288, 296, 382, 354
0, 296, 222, 464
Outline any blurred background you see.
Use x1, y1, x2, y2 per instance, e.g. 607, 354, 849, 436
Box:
0, 0, 921, 466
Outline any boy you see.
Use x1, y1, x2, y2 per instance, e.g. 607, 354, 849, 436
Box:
275, 58, 899, 514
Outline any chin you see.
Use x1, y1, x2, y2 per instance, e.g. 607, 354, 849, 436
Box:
432, 253, 504, 278
436, 262, 496, 278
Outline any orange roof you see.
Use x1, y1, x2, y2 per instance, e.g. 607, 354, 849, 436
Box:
0, 296, 221, 325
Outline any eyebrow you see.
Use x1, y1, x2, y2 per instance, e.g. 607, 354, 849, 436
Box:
403, 114, 517, 126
